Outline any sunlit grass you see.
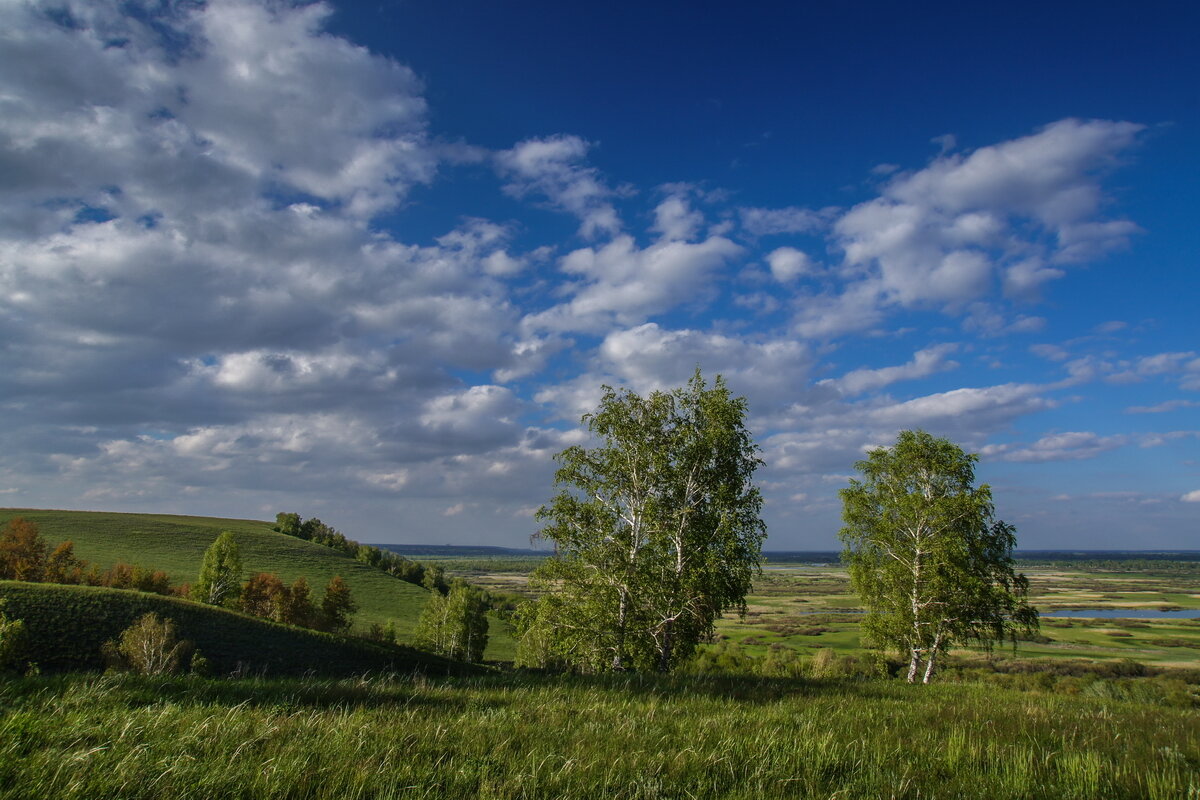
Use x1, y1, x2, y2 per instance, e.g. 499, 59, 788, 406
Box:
1, 671, 1196, 799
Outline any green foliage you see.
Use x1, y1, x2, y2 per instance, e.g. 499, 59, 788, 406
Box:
530, 370, 765, 672
319, 575, 357, 633
0, 581, 472, 677
0, 600, 26, 672
0, 517, 48, 581
414, 581, 490, 662
191, 531, 242, 607
106, 612, 190, 676
273, 512, 449, 593
840, 430, 1038, 683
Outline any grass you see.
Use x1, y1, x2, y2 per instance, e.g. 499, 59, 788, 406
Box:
0, 581, 470, 677
0, 670, 1196, 799
0, 508, 518, 658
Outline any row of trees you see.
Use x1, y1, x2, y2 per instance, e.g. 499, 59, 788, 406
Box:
509, 370, 1037, 683
190, 532, 358, 633
0, 518, 174, 595
272, 513, 448, 593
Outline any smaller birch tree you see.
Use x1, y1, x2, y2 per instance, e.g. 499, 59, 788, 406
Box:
839, 430, 1038, 684
190, 531, 242, 608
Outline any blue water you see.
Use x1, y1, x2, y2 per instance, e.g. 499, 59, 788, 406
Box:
1043, 608, 1200, 619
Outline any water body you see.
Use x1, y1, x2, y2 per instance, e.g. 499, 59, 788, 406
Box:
1042, 608, 1200, 619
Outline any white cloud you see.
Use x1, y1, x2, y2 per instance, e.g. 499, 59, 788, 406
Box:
980, 431, 1127, 463
522, 234, 742, 333
1181, 490, 1200, 503
738, 206, 827, 237
766, 247, 813, 282
797, 119, 1145, 337
1127, 399, 1200, 414
822, 344, 959, 396
496, 135, 621, 238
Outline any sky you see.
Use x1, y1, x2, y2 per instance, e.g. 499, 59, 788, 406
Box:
1, 0, 1197, 549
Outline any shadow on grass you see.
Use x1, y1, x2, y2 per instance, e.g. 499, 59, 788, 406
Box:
0, 672, 491, 712
445, 669, 915, 705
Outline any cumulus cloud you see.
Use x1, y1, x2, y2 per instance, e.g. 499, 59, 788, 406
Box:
980, 431, 1128, 463
738, 206, 827, 237
790, 119, 1143, 338
496, 135, 622, 238
522, 234, 742, 333
821, 344, 959, 396
1182, 490, 1200, 503
766, 247, 813, 282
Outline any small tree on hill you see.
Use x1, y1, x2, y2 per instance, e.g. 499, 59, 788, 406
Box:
413, 580, 490, 662
278, 576, 316, 627
0, 517, 48, 582
0, 601, 26, 673
839, 429, 1039, 684
191, 531, 242, 607
44, 541, 85, 584
240, 572, 287, 619
320, 575, 357, 633
106, 613, 190, 675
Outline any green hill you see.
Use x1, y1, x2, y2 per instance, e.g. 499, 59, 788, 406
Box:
0, 581, 470, 677
0, 509, 430, 640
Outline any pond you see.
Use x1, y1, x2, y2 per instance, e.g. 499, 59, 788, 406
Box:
1041, 608, 1200, 619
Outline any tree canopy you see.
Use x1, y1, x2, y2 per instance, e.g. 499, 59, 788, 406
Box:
839, 429, 1038, 683
191, 531, 242, 608
520, 370, 765, 673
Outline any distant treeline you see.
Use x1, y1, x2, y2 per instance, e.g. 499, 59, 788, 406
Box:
1014, 550, 1200, 564
272, 513, 450, 594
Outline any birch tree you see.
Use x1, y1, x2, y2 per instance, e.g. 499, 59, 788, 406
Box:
526, 370, 765, 673
190, 531, 242, 608
839, 430, 1038, 683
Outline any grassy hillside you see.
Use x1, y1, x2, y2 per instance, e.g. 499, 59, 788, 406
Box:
0, 509, 431, 639
0, 582, 470, 677
0, 508, 519, 658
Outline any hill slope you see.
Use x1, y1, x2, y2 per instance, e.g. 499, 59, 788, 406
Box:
0, 581, 469, 676
0, 509, 429, 639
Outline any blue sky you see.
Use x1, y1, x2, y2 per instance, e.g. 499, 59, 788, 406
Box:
0, 0, 1197, 548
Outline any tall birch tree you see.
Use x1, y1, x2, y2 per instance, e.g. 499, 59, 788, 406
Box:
839, 430, 1038, 683
525, 370, 765, 673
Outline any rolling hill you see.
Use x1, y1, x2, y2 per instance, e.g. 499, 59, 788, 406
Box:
0, 581, 471, 676
0, 508, 430, 640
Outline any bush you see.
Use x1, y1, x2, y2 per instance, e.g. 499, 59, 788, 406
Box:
0, 600, 26, 672
105, 612, 191, 675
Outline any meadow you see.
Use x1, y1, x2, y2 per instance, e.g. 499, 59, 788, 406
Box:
2, 513, 1199, 798
1, 670, 1196, 799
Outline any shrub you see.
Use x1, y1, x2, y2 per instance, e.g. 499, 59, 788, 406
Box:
0, 601, 26, 672
107, 612, 191, 676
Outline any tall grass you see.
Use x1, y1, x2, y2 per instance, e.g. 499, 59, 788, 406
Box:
2, 671, 1196, 799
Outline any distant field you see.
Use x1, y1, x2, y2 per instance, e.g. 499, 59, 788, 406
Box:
407, 549, 1200, 669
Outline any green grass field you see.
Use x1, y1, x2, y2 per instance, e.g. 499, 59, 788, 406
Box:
0, 581, 468, 677
0, 509, 431, 638
0, 670, 1195, 799
0, 509, 518, 658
